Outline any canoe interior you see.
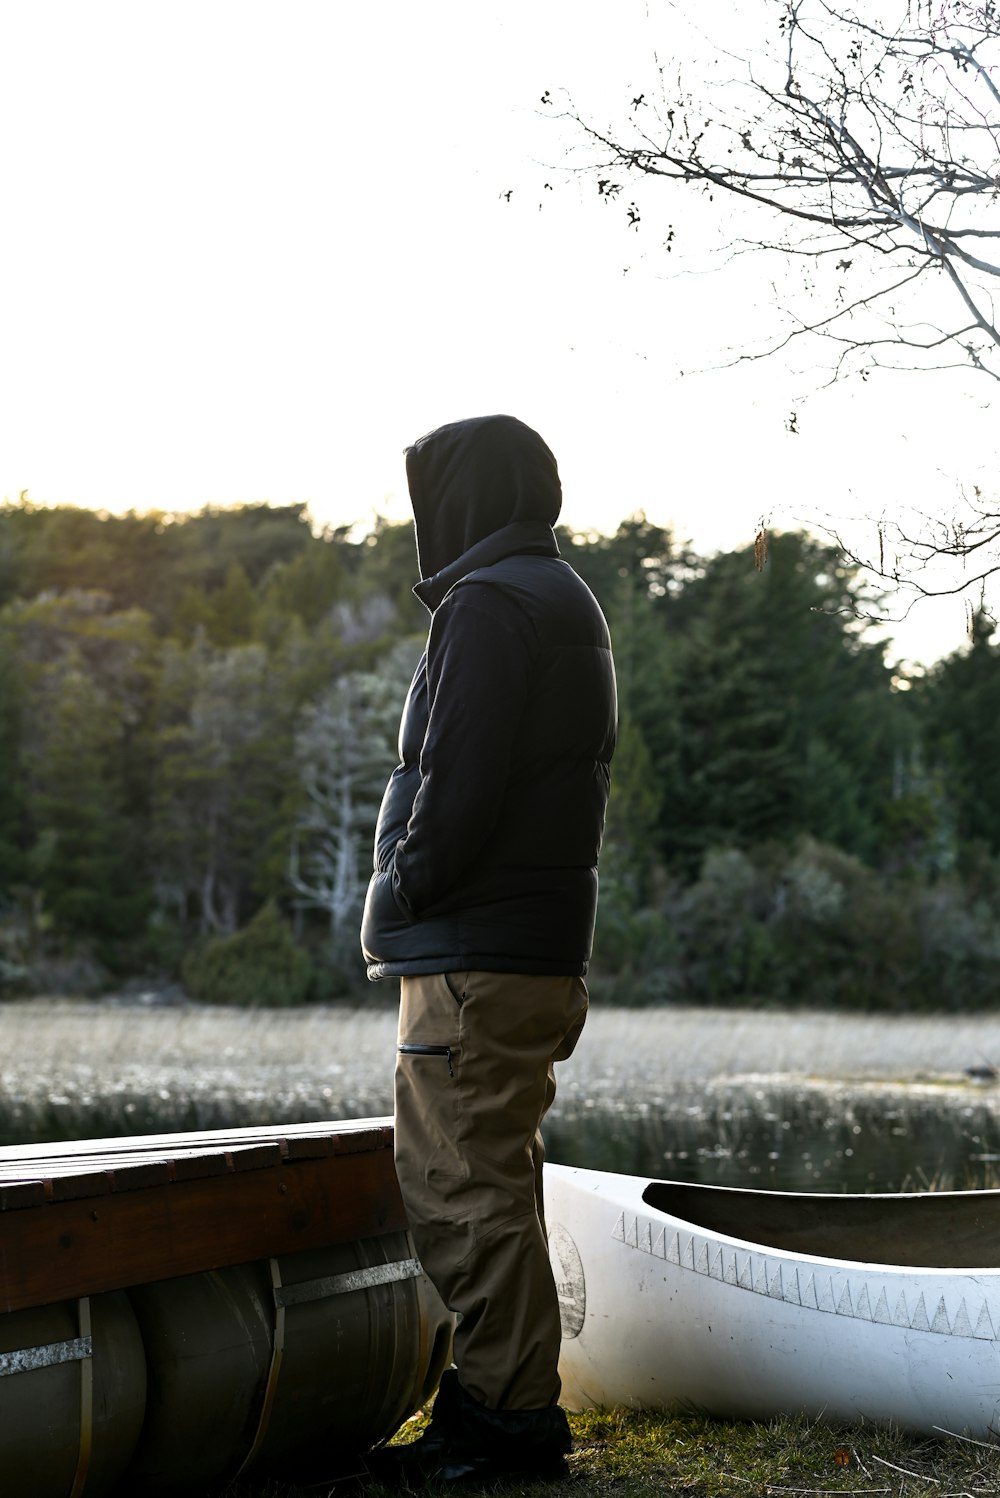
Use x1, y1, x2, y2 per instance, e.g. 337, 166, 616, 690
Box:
642, 1180, 1000, 1268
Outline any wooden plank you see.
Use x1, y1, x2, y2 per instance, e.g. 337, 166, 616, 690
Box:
0, 1146, 406, 1315
0, 1180, 47, 1211
47, 1170, 115, 1204
282, 1134, 332, 1161
169, 1152, 233, 1183
0, 1119, 395, 1202
0, 1116, 392, 1173
331, 1123, 395, 1155
0, 1144, 258, 1185
108, 1161, 175, 1192
224, 1143, 286, 1172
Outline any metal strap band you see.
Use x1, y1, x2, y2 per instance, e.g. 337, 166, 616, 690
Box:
234, 1258, 286, 1478
0, 1334, 92, 1378
69, 1298, 93, 1498
275, 1257, 421, 1308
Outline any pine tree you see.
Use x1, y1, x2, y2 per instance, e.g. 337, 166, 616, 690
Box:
921, 613, 1000, 857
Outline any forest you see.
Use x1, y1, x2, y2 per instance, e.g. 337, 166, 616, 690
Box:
1, 497, 998, 1012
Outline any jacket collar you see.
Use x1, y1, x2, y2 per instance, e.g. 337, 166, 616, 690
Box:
413, 520, 560, 613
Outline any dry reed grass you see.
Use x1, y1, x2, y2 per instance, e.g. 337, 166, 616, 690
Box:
3, 1000, 1000, 1146
8, 999, 1000, 1083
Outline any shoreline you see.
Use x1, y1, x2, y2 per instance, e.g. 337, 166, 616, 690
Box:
4, 997, 1000, 1191
3, 999, 999, 1115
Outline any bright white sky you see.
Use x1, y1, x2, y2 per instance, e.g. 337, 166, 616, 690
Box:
2, 0, 996, 664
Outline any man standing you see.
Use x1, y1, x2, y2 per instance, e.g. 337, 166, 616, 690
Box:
361, 414, 617, 1486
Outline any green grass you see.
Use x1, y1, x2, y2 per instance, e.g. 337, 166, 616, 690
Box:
220, 1407, 1000, 1498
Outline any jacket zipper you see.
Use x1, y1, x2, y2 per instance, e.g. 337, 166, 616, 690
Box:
397, 1043, 454, 1077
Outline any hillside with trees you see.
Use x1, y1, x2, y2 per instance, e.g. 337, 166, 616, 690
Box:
1, 497, 998, 1010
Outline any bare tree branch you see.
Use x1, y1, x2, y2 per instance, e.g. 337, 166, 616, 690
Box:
537, 0, 1000, 623
820, 493, 1000, 635
551, 0, 1000, 381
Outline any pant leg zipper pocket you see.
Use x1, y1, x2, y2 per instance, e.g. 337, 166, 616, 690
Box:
397, 1043, 454, 1077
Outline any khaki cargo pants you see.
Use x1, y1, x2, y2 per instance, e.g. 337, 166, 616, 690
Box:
394, 969, 588, 1411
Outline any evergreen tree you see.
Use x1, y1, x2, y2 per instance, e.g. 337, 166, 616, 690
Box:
346, 517, 426, 636
7, 589, 157, 944
26, 662, 148, 938
260, 534, 348, 630
0, 621, 25, 887
652, 532, 899, 870
149, 637, 301, 934
921, 613, 1000, 857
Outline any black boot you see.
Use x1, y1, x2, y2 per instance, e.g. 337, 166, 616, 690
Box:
365, 1368, 461, 1484
436, 1378, 572, 1486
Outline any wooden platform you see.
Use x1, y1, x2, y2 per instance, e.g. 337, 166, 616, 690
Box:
0, 1117, 405, 1315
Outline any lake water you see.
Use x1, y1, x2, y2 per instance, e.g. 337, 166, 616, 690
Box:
3, 1001, 1000, 1194
545, 1082, 1000, 1193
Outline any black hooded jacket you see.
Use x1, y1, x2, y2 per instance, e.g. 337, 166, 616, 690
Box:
360, 414, 617, 979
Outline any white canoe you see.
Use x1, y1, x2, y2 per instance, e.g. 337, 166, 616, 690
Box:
545, 1164, 1000, 1438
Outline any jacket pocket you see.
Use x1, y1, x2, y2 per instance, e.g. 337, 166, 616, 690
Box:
396, 1042, 455, 1078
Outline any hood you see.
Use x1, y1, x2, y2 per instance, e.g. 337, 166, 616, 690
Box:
405, 414, 562, 583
